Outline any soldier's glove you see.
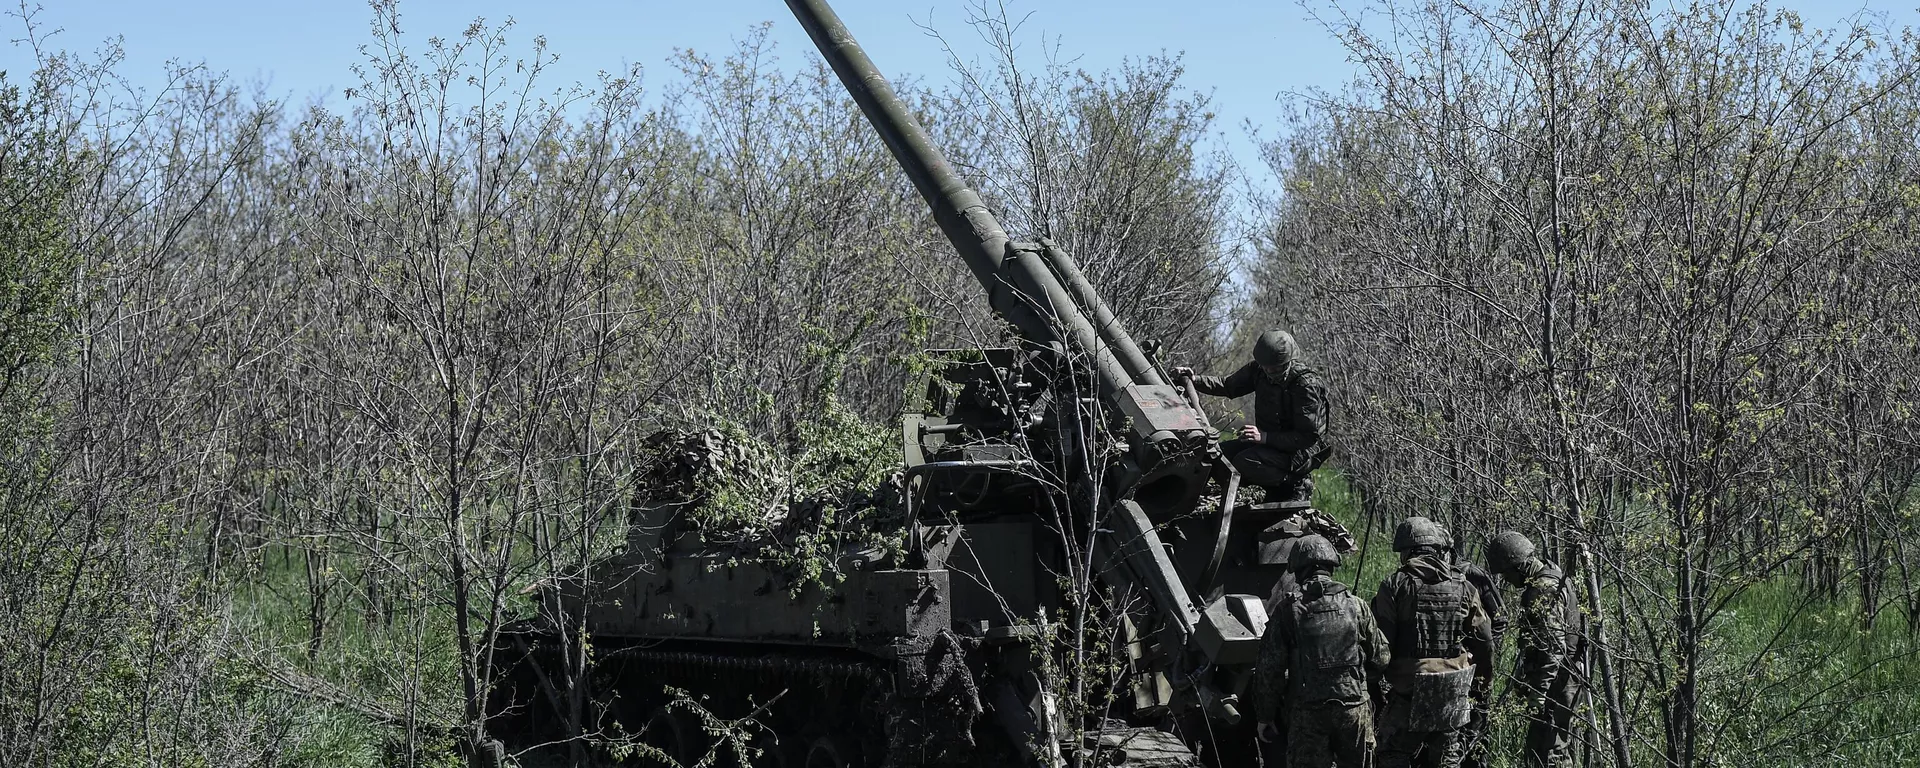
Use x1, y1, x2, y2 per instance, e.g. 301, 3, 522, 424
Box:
1257, 721, 1279, 743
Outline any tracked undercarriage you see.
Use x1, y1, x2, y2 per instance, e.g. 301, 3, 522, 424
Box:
489, 521, 1219, 767
485, 1, 1289, 764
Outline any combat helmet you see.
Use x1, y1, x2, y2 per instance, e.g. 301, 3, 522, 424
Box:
1252, 330, 1298, 367
1393, 516, 1451, 552
1487, 530, 1537, 575
1288, 534, 1342, 573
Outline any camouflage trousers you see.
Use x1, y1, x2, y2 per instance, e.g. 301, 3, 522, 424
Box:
1374, 694, 1466, 768
1456, 702, 1492, 768
1286, 703, 1373, 768
1223, 442, 1317, 500
1524, 670, 1586, 768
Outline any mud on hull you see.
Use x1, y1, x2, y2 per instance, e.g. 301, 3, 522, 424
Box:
487, 624, 1202, 767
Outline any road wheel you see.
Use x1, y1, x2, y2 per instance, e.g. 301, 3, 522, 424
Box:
802, 734, 859, 768
748, 729, 791, 768
631, 705, 697, 767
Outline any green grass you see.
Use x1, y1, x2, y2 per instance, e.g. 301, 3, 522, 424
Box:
1703, 579, 1920, 765
226, 547, 466, 768
1309, 470, 1401, 593
1307, 469, 1920, 767
209, 467, 1920, 767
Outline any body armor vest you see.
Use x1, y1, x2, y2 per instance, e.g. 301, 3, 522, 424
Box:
1252, 369, 1329, 448
1394, 568, 1474, 660
1285, 586, 1368, 704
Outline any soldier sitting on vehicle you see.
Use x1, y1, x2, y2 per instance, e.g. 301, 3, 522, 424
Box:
1174, 329, 1331, 504
1256, 535, 1389, 767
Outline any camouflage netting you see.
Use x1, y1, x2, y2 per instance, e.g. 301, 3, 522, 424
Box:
634, 427, 794, 542
632, 405, 907, 577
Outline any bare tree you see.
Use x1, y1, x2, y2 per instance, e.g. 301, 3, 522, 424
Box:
1257, 0, 1920, 764
933, 1, 1241, 368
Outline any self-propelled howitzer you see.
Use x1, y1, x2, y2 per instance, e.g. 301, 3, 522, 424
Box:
486, 3, 1281, 766
785, 0, 1264, 726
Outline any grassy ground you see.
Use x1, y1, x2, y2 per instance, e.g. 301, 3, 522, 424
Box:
1703, 579, 1920, 765
227, 548, 466, 767
222, 469, 1920, 767
1306, 470, 1920, 767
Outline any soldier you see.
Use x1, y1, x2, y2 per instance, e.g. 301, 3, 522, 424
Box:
1371, 518, 1494, 768
1258, 505, 1359, 616
1249, 491, 1358, 767
1173, 330, 1330, 503
1451, 539, 1507, 768
1255, 535, 1388, 767
1486, 532, 1587, 768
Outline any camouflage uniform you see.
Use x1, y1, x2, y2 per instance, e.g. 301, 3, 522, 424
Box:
1256, 572, 1389, 767
1511, 560, 1585, 768
1370, 552, 1494, 768
1190, 331, 1331, 500
1456, 562, 1507, 768
1459, 562, 1508, 655
1254, 518, 1359, 768
1260, 509, 1359, 616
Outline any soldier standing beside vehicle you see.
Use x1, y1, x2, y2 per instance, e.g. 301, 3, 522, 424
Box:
1485, 531, 1587, 768
1453, 538, 1508, 768
1255, 535, 1389, 767
1257, 505, 1358, 616
1173, 330, 1330, 504
1371, 518, 1494, 768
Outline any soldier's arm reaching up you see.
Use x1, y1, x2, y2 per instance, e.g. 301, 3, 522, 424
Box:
1186, 361, 1259, 398
1357, 595, 1390, 690
1369, 577, 1401, 648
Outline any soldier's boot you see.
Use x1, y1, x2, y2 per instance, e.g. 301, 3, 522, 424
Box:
1263, 476, 1314, 505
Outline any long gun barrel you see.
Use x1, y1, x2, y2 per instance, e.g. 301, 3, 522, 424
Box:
788, 0, 1260, 729
784, 0, 1153, 398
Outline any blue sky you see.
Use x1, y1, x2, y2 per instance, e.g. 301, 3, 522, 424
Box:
6, 0, 1915, 179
